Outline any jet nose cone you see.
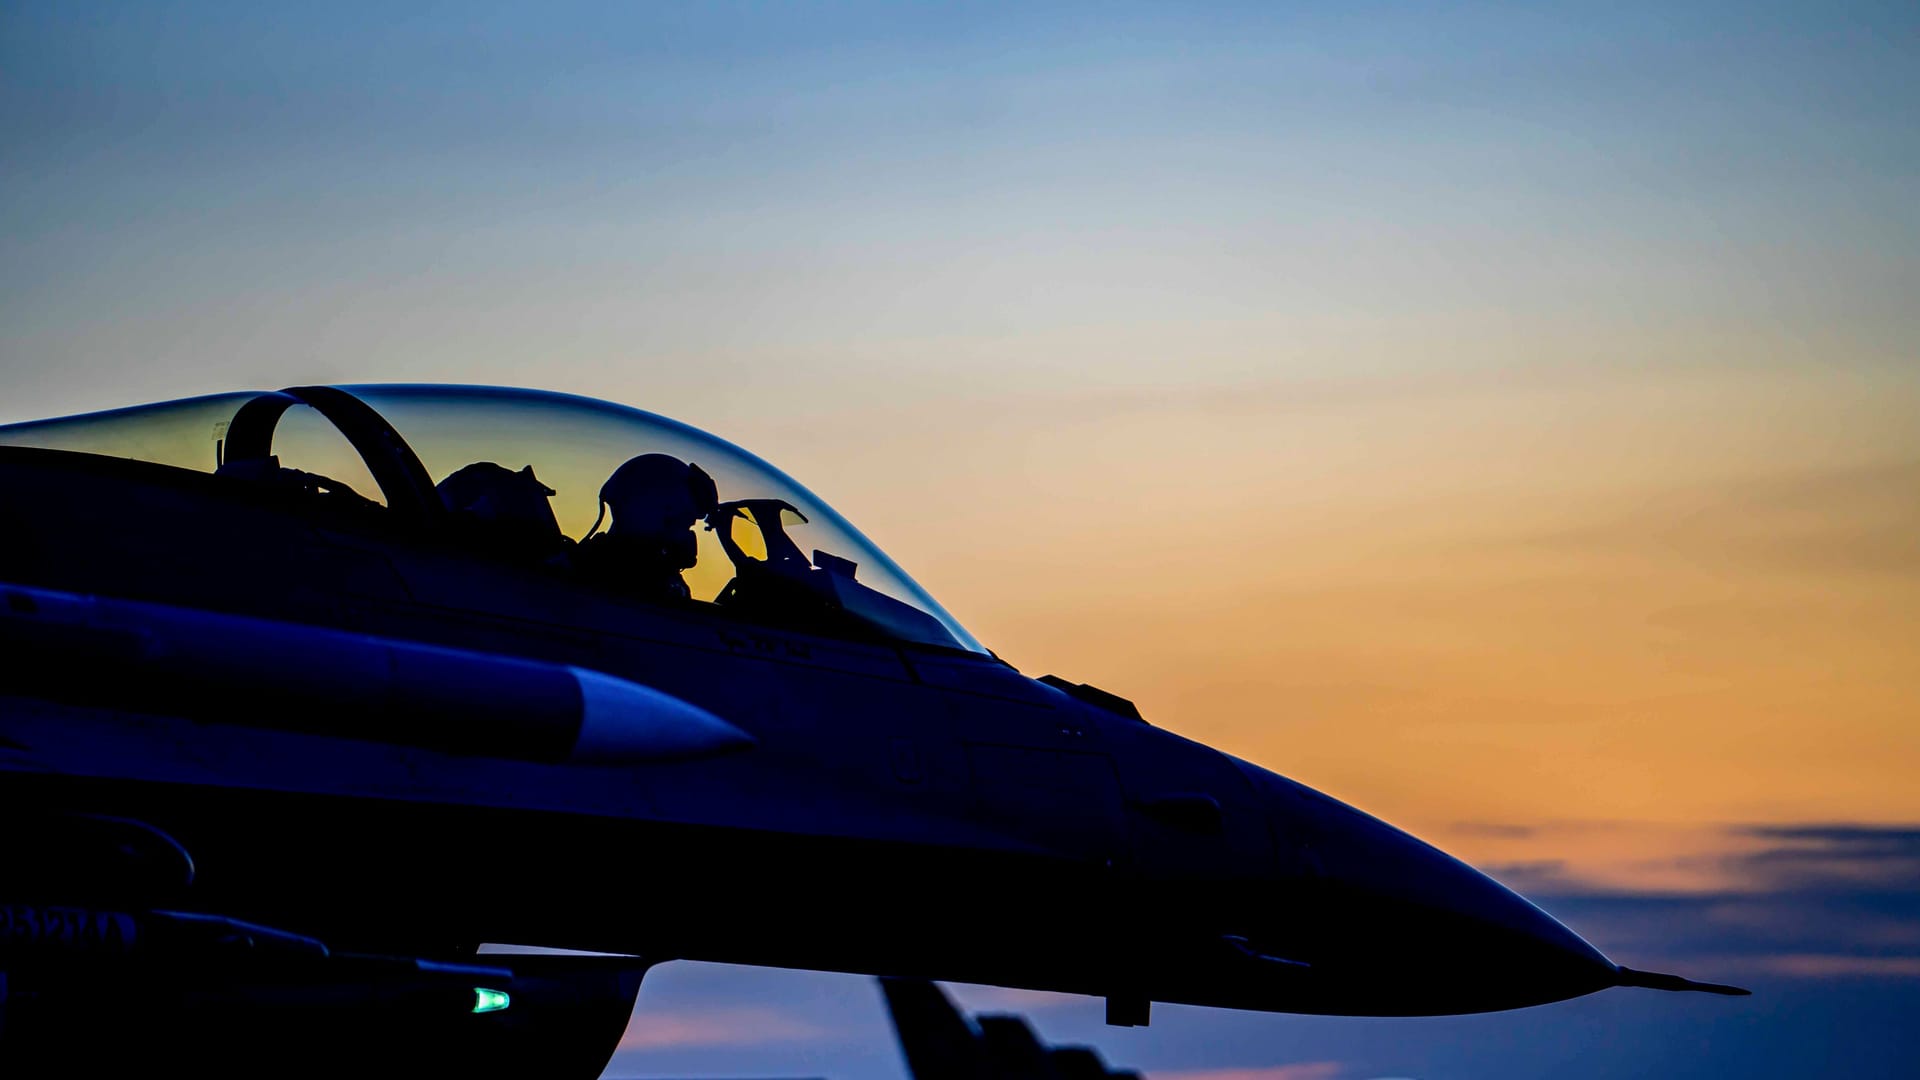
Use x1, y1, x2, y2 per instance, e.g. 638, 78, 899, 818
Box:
1266, 778, 1616, 1014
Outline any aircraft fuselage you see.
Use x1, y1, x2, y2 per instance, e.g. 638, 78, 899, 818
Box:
0, 442, 1619, 1021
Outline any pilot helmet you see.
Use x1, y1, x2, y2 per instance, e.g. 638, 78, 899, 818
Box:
595, 454, 718, 550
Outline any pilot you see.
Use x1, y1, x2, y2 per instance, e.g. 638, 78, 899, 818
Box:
573, 453, 719, 600
436, 462, 565, 558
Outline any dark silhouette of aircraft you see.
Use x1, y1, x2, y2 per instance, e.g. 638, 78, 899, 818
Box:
612, 978, 1123, 1080
0, 385, 1744, 1078
882, 978, 1143, 1080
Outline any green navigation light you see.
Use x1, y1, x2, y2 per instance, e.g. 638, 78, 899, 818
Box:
472, 987, 511, 1014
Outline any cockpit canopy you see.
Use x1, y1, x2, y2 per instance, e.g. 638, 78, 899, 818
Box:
0, 384, 985, 653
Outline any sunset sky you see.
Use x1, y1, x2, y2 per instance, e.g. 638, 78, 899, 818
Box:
3, 2, 1916, 1077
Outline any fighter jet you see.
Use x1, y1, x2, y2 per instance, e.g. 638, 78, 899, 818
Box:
0, 384, 1743, 1077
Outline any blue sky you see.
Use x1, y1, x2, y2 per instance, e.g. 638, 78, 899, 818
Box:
5, 2, 1913, 416
4, 3, 1917, 1077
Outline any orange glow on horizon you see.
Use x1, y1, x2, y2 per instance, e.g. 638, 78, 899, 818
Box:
786, 361, 1920, 891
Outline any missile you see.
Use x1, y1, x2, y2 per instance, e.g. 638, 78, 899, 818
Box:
0, 581, 753, 765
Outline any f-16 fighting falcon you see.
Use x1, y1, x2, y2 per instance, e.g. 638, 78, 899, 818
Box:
0, 384, 1744, 1078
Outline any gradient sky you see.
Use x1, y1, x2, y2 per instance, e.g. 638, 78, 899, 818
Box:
3, 2, 1917, 1077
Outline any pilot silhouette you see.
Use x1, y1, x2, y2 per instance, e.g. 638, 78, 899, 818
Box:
573, 454, 719, 600
436, 462, 564, 558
